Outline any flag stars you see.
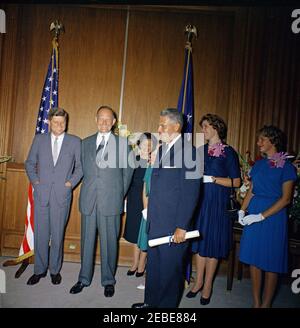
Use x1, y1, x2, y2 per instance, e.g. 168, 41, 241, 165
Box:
36, 127, 40, 132
38, 117, 41, 122
40, 106, 44, 111
43, 118, 48, 125
48, 77, 53, 82
49, 99, 54, 105
41, 129, 45, 134
187, 114, 192, 122
45, 86, 50, 92
53, 90, 57, 95
42, 96, 46, 102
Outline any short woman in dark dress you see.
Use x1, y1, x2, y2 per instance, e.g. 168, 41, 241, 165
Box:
189, 114, 241, 305
123, 133, 157, 276
239, 126, 297, 308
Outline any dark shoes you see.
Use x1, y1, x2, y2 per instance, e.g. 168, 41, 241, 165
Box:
127, 269, 137, 276
127, 269, 145, 277
104, 284, 115, 297
200, 296, 211, 305
186, 286, 203, 298
70, 281, 87, 294
50, 273, 62, 285
132, 303, 152, 309
27, 272, 47, 285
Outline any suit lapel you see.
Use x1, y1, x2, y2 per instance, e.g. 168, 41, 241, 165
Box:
89, 133, 98, 162
55, 133, 70, 166
161, 135, 182, 167
46, 134, 55, 167
101, 133, 116, 162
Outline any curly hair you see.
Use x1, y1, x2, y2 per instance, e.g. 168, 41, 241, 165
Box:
258, 125, 287, 152
199, 113, 227, 142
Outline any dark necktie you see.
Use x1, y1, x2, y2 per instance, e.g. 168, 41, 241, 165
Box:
96, 136, 105, 157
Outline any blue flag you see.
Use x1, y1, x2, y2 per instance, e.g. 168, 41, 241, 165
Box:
177, 47, 194, 141
177, 46, 195, 284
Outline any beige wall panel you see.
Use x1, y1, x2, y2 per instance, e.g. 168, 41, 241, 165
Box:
122, 10, 235, 135
2, 167, 28, 232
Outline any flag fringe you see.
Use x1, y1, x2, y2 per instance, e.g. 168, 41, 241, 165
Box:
2, 251, 34, 266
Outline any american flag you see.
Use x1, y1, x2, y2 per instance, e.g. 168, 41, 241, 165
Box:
18, 40, 59, 260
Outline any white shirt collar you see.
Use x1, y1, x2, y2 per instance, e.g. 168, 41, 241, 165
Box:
51, 132, 65, 142
166, 134, 181, 152
97, 131, 111, 147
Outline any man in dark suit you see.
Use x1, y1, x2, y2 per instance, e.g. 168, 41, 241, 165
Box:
70, 105, 134, 297
132, 108, 202, 308
25, 107, 83, 285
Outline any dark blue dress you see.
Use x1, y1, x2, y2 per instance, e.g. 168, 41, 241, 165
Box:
123, 157, 147, 243
239, 158, 297, 273
192, 144, 240, 259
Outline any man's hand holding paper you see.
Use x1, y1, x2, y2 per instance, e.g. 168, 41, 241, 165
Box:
173, 228, 186, 243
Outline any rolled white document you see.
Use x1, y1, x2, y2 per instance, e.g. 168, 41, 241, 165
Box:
203, 175, 214, 183
148, 230, 200, 247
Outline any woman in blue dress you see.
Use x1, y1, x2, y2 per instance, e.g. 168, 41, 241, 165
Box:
189, 114, 241, 305
239, 125, 297, 308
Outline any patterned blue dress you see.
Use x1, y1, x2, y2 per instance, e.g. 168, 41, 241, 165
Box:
239, 158, 297, 273
192, 143, 241, 259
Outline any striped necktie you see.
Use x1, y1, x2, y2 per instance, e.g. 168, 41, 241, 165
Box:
96, 135, 105, 157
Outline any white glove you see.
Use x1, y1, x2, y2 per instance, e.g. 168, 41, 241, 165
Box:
238, 210, 245, 225
203, 175, 214, 183
142, 208, 147, 220
242, 213, 264, 226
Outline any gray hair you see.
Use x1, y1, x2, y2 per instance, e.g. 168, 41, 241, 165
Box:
160, 108, 183, 129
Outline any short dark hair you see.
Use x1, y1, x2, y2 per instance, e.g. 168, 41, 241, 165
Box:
48, 107, 68, 121
199, 113, 227, 142
96, 105, 116, 119
137, 132, 158, 151
160, 108, 183, 129
258, 125, 287, 152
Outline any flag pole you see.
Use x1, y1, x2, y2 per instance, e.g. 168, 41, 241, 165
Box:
182, 25, 197, 115
3, 21, 64, 278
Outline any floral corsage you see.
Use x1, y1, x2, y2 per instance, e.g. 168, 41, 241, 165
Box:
268, 152, 289, 168
208, 143, 227, 158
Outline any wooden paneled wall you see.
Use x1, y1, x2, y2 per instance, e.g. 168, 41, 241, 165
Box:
0, 5, 299, 266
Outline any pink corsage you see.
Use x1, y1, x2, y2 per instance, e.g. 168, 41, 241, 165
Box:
208, 143, 227, 157
268, 152, 288, 168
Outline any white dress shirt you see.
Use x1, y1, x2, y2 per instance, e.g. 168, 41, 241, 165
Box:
96, 131, 111, 152
165, 134, 181, 155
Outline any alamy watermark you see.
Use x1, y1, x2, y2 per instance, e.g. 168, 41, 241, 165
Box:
291, 269, 300, 294
0, 9, 5, 34
291, 9, 300, 34
0, 269, 6, 293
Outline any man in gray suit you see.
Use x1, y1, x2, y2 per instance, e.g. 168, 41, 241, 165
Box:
25, 107, 83, 285
70, 105, 134, 297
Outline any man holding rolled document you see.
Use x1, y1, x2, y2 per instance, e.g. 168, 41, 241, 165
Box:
132, 108, 202, 308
